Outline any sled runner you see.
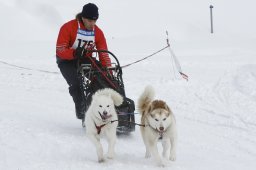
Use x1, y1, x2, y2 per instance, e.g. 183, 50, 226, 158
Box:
77, 50, 135, 134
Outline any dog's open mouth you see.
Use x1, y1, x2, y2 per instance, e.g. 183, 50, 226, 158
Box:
157, 127, 165, 133
98, 112, 112, 121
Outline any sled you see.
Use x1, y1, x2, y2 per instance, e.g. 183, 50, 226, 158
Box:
77, 50, 135, 134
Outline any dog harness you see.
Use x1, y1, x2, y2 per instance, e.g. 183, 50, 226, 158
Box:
94, 122, 107, 134
147, 125, 166, 139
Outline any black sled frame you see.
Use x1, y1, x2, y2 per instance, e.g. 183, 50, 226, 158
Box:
77, 50, 135, 134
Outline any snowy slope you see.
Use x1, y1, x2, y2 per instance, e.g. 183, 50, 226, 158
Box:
1, 0, 256, 169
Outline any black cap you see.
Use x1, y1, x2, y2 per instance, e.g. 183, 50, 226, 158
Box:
81, 3, 99, 20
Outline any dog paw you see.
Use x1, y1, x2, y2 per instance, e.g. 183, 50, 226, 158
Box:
98, 157, 105, 163
145, 153, 151, 158
145, 150, 151, 158
169, 154, 176, 161
157, 160, 165, 167
107, 153, 114, 159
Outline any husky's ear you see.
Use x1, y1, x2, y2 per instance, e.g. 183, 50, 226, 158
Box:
147, 104, 153, 113
91, 92, 98, 103
164, 104, 173, 117
164, 104, 171, 112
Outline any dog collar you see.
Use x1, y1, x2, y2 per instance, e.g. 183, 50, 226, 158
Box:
156, 128, 165, 139
148, 125, 166, 139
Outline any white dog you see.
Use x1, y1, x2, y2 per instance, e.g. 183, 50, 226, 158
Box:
138, 86, 177, 167
85, 88, 123, 162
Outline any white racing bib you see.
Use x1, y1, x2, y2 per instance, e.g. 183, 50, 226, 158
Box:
72, 21, 95, 49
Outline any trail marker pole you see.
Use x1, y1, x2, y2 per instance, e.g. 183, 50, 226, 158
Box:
210, 5, 214, 33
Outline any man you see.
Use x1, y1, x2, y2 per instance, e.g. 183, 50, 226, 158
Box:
56, 3, 111, 120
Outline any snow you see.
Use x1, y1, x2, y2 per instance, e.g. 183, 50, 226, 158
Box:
1, 0, 256, 169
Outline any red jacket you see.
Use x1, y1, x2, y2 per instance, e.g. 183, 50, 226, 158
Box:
56, 19, 111, 67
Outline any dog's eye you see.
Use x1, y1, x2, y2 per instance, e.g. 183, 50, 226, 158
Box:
163, 118, 166, 121
99, 105, 102, 108
107, 105, 110, 107
155, 118, 159, 121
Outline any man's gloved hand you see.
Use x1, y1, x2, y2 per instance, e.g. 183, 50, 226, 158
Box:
74, 46, 86, 59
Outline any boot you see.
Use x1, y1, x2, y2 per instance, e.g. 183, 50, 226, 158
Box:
75, 102, 86, 119
69, 84, 86, 119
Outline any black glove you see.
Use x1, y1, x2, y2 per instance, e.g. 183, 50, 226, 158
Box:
74, 46, 86, 59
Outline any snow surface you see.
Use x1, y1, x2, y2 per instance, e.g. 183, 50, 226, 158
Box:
1, 0, 256, 169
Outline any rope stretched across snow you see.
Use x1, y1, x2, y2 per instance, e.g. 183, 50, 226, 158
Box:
0, 60, 59, 74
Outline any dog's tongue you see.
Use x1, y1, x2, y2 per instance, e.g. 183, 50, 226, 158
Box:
158, 128, 164, 133
102, 114, 112, 120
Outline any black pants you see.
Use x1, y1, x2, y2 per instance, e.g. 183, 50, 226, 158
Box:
57, 58, 91, 118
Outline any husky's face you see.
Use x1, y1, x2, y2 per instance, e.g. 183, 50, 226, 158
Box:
148, 108, 172, 133
92, 95, 115, 122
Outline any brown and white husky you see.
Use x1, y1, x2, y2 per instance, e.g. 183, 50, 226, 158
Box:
138, 85, 177, 167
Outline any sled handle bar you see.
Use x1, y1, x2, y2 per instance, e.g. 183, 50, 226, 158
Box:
80, 64, 119, 72
86, 50, 121, 67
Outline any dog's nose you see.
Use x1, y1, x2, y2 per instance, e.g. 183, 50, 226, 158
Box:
103, 111, 108, 115
159, 127, 164, 131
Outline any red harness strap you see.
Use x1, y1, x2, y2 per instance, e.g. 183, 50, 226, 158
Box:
94, 123, 107, 134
